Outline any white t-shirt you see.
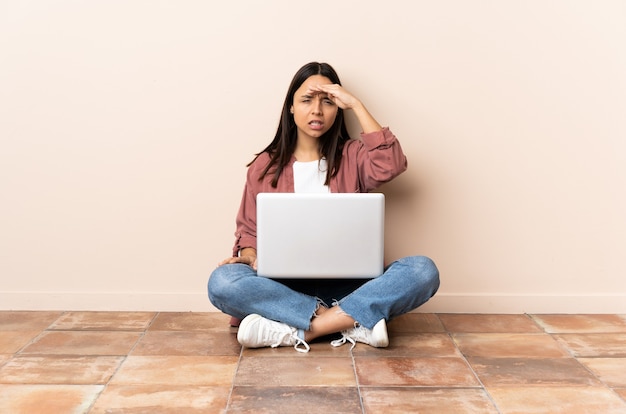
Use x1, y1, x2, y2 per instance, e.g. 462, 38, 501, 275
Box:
293, 158, 330, 193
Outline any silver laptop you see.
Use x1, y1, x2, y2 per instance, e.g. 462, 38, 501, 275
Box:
256, 193, 385, 278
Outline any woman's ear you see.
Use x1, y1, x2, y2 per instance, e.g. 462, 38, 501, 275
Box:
290, 106, 294, 114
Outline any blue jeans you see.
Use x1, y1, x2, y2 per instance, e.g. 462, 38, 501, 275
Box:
208, 256, 439, 330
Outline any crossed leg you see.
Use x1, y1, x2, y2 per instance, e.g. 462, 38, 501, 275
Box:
303, 305, 355, 342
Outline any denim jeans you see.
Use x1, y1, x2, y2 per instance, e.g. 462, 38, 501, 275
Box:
208, 255, 440, 330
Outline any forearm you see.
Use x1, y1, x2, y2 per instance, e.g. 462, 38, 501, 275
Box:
239, 247, 257, 259
351, 101, 382, 134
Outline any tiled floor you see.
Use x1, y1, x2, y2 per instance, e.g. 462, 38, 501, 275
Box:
1, 312, 626, 413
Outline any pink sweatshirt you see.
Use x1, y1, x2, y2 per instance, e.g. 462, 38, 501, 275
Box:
231, 127, 408, 256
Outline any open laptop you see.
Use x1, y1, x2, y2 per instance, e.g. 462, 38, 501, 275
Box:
256, 193, 385, 278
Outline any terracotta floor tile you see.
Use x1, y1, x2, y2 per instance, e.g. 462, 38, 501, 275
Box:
4, 311, 626, 411
468, 357, 601, 387
438, 314, 543, 333
453, 333, 570, 358
487, 386, 626, 413
132, 330, 241, 356
49, 311, 155, 331
387, 313, 445, 333
149, 312, 233, 332
356, 357, 479, 387
578, 358, 626, 387
0, 384, 103, 414
241, 341, 351, 357
21, 331, 142, 356
90, 384, 231, 413
0, 355, 123, 384
353, 333, 461, 357
0, 311, 63, 331
531, 314, 626, 333
361, 387, 499, 414
110, 355, 238, 386
229, 386, 362, 413
0, 331, 40, 353
235, 356, 356, 386
554, 333, 626, 357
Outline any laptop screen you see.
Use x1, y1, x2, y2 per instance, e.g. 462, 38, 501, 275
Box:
256, 193, 385, 278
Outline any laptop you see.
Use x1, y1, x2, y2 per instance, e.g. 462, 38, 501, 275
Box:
256, 193, 385, 278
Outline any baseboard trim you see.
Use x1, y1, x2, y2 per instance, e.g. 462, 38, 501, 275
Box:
416, 293, 626, 314
0, 291, 218, 312
1, 291, 625, 313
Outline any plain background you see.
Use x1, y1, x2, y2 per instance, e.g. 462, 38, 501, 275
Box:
1, 1, 625, 312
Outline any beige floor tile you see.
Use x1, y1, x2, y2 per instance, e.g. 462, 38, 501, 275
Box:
438, 314, 543, 333
554, 333, 626, 357
0, 356, 123, 384
468, 357, 601, 387
149, 312, 233, 332
49, 311, 155, 331
229, 386, 362, 413
0, 331, 40, 353
453, 333, 570, 358
578, 358, 626, 387
21, 331, 142, 356
353, 333, 461, 357
132, 330, 241, 356
90, 384, 231, 413
531, 314, 626, 333
361, 387, 499, 414
0, 311, 63, 331
110, 355, 238, 386
356, 357, 479, 387
235, 356, 356, 387
387, 313, 445, 333
487, 386, 626, 413
0, 384, 103, 414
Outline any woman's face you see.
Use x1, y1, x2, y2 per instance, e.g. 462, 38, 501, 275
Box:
290, 75, 338, 141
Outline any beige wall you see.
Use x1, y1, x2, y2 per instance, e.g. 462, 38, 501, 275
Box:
1, 1, 625, 312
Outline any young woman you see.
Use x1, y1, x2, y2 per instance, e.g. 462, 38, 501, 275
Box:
208, 62, 439, 353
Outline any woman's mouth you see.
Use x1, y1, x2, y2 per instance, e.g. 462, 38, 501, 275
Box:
309, 120, 324, 130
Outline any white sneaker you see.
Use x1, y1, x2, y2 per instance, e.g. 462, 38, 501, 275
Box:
330, 319, 389, 350
237, 314, 310, 353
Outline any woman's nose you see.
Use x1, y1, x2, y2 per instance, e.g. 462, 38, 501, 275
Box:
311, 98, 323, 114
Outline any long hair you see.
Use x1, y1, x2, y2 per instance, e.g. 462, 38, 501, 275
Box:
249, 62, 351, 187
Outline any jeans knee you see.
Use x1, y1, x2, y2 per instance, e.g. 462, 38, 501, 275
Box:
208, 263, 253, 304
207, 265, 231, 304
404, 255, 440, 293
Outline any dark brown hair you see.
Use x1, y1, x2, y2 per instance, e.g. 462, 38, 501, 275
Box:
249, 62, 351, 187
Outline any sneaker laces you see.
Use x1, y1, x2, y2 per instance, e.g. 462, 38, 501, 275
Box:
330, 322, 367, 350
293, 336, 311, 353
330, 334, 357, 350
266, 323, 311, 353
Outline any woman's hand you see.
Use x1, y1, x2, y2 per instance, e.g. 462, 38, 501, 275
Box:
217, 247, 257, 270
308, 83, 382, 134
308, 83, 359, 110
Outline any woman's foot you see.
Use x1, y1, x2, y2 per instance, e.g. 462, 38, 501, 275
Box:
330, 319, 389, 349
237, 314, 310, 353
